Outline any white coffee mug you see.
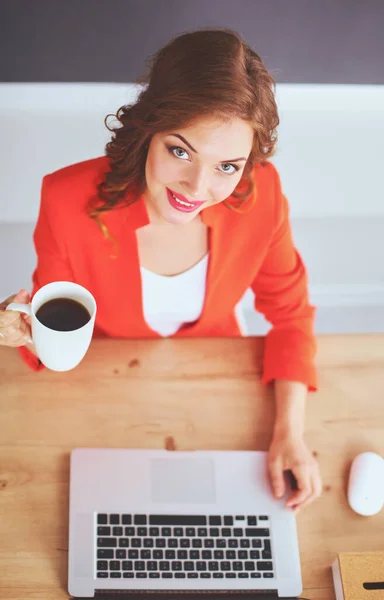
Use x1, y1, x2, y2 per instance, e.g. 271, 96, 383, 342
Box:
6, 281, 97, 371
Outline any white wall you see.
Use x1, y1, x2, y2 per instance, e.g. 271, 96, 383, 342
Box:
1, 83, 384, 333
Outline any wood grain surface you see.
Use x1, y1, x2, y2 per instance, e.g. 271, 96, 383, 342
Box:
1, 335, 384, 600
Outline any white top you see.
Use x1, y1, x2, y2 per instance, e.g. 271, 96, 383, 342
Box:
140, 254, 209, 336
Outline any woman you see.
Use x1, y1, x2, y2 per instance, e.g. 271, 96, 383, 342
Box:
0, 28, 322, 511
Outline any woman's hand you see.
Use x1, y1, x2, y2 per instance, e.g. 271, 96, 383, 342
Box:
268, 431, 322, 513
0, 289, 32, 347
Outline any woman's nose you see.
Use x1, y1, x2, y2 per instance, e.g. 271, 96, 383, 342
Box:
182, 167, 209, 201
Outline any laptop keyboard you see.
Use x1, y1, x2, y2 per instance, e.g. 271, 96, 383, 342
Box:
96, 514, 274, 580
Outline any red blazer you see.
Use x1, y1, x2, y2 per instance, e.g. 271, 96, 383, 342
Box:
19, 156, 317, 390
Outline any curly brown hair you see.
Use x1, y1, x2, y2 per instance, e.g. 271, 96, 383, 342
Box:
90, 27, 279, 219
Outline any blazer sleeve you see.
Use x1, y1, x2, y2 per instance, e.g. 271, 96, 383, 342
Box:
251, 168, 317, 391
18, 174, 75, 371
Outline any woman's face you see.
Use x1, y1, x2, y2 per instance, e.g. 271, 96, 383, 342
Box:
144, 115, 254, 225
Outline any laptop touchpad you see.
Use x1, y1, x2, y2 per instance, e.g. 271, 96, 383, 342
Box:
150, 457, 216, 503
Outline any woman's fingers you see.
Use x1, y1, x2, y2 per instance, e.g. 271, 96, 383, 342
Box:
0, 289, 31, 347
286, 464, 312, 509
268, 457, 286, 499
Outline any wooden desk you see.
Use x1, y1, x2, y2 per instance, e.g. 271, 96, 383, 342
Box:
1, 335, 384, 600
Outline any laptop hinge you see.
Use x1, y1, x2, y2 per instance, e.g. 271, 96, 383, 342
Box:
70, 591, 288, 600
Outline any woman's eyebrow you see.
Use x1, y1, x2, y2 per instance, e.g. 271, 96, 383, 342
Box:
169, 133, 247, 163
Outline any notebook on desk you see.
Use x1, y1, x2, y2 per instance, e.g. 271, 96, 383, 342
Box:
68, 448, 302, 599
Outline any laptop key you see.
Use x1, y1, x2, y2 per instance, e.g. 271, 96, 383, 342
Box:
246, 528, 270, 537
97, 561, 108, 570
171, 561, 182, 571
134, 515, 147, 525
134, 561, 145, 571
144, 539, 154, 548
228, 540, 238, 548
97, 514, 108, 525
257, 561, 273, 571
131, 539, 142, 548
159, 561, 170, 571
137, 573, 147, 578
245, 561, 255, 571
156, 539, 166, 548
226, 550, 236, 559
137, 527, 147, 536
109, 514, 119, 525
233, 561, 243, 571
112, 527, 123, 536
200, 573, 211, 578
214, 550, 224, 560
224, 516, 233, 526
149, 573, 160, 578
264, 540, 271, 552
97, 526, 111, 536
197, 528, 207, 536
180, 539, 190, 548
122, 515, 132, 525
204, 539, 214, 548
233, 528, 243, 537
221, 528, 231, 537
125, 527, 134, 536
188, 573, 198, 578
116, 550, 126, 559
162, 573, 173, 578
119, 539, 129, 548
250, 551, 260, 559
150, 515, 207, 526
238, 551, 248, 559
184, 561, 194, 571
162, 527, 172, 536
209, 516, 221, 526
196, 561, 206, 571
122, 561, 133, 570
168, 539, 178, 548
186, 528, 196, 536
128, 550, 138, 559
259, 516, 269, 521
165, 550, 176, 559
174, 528, 183, 536
239, 573, 249, 578
209, 528, 219, 536
97, 572, 108, 578
213, 573, 224, 578
240, 539, 250, 548
140, 550, 151, 559
208, 561, 219, 571
149, 527, 159, 536
111, 572, 121, 578
178, 550, 188, 560
216, 539, 226, 548
97, 549, 113, 559
262, 551, 272, 559
175, 573, 186, 578
248, 516, 257, 526
190, 550, 200, 559
251, 572, 262, 578
153, 550, 163, 559
97, 538, 116, 547
123, 572, 134, 578
252, 539, 262, 548
220, 561, 231, 571
225, 573, 236, 578
263, 573, 274, 578
147, 561, 158, 571
192, 539, 202, 548
202, 551, 212, 560
110, 561, 120, 570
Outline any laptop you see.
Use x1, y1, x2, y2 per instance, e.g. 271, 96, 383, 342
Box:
68, 448, 302, 599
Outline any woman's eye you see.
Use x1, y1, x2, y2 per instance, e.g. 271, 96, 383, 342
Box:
168, 145, 189, 160
219, 163, 239, 175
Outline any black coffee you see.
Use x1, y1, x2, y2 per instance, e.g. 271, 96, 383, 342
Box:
36, 298, 91, 331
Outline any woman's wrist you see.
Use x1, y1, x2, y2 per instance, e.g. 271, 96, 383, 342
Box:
272, 379, 307, 439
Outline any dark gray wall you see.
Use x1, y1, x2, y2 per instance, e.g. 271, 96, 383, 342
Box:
1, 0, 383, 84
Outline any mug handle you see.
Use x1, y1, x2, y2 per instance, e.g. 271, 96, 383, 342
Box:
6, 302, 32, 317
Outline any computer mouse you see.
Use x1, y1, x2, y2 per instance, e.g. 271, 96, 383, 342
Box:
347, 452, 384, 516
